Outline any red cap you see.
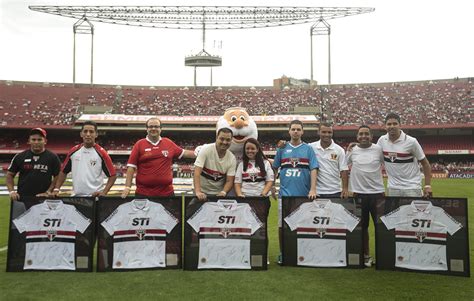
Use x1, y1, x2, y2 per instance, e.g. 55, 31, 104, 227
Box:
30, 128, 47, 138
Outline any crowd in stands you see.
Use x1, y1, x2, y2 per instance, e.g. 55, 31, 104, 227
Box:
1, 79, 472, 127
431, 160, 474, 173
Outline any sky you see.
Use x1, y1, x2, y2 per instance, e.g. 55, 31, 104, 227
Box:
0, 0, 473, 87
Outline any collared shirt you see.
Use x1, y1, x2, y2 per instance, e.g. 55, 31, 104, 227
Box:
309, 140, 348, 195
377, 131, 426, 190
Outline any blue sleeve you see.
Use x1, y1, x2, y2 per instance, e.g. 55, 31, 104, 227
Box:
308, 146, 319, 170
273, 148, 282, 169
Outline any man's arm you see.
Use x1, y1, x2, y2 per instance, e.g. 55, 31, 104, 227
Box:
182, 150, 196, 159
121, 166, 136, 198
217, 176, 235, 197
94, 174, 117, 197
6, 171, 20, 201
308, 169, 318, 199
340, 170, 349, 199
193, 166, 207, 201
37, 175, 59, 197
52, 171, 67, 197
420, 158, 432, 197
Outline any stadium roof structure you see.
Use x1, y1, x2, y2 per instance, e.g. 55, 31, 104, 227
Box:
28, 6, 374, 29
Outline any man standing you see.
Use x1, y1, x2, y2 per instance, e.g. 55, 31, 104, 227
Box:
194, 128, 237, 201
346, 125, 385, 267
53, 121, 117, 197
121, 117, 196, 198
6, 128, 61, 201
377, 113, 432, 197
273, 120, 318, 263
309, 122, 349, 198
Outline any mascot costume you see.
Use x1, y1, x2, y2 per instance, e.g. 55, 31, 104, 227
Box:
216, 107, 258, 163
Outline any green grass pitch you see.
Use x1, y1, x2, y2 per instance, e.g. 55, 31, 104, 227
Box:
0, 179, 473, 300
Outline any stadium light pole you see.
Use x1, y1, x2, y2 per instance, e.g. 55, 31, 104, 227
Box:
73, 17, 94, 87
310, 18, 331, 86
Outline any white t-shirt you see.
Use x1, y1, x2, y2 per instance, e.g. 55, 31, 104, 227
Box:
377, 131, 426, 190
187, 200, 262, 269
101, 199, 179, 269
380, 200, 462, 271
346, 144, 385, 194
234, 160, 274, 196
194, 144, 237, 195
13, 200, 91, 270
309, 140, 348, 194
284, 199, 360, 267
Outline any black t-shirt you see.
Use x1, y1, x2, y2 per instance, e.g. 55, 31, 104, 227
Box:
8, 149, 61, 196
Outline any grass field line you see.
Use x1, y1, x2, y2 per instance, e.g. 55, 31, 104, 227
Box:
0, 246, 7, 252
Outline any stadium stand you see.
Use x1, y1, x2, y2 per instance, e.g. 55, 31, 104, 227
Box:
1, 78, 472, 126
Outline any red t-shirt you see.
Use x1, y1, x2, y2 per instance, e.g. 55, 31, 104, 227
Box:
127, 137, 184, 196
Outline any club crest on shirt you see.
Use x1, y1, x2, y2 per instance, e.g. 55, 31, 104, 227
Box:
47, 229, 57, 241
136, 229, 146, 240
221, 227, 232, 238
290, 158, 300, 168
388, 152, 397, 162
415, 230, 427, 242
33, 156, 40, 162
90, 159, 97, 167
161, 150, 169, 157
330, 153, 338, 160
315, 228, 326, 238
249, 172, 258, 182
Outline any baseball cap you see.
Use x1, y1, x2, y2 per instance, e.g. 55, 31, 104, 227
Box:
30, 128, 47, 138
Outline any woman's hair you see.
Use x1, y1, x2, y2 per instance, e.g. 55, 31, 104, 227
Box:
242, 138, 268, 175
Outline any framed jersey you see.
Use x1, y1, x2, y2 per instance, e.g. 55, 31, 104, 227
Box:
376, 197, 470, 277
96, 197, 182, 271
7, 197, 95, 272
282, 197, 364, 268
184, 197, 270, 271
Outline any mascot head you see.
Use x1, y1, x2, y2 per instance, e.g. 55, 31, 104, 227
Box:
217, 107, 258, 162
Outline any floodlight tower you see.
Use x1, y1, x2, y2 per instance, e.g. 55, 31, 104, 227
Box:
184, 10, 222, 87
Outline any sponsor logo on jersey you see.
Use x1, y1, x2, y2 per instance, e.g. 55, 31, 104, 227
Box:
145, 148, 151, 152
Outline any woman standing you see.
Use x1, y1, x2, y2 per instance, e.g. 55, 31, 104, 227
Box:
234, 138, 274, 197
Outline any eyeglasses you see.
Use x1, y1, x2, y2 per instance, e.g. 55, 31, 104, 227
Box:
147, 125, 161, 129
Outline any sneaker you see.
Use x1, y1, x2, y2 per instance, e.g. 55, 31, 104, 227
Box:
364, 256, 374, 267
277, 254, 283, 265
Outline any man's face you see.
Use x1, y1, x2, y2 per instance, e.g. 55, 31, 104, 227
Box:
288, 124, 304, 141
146, 119, 162, 139
80, 125, 98, 146
216, 131, 233, 152
357, 127, 372, 147
28, 134, 46, 153
385, 118, 401, 139
319, 125, 333, 144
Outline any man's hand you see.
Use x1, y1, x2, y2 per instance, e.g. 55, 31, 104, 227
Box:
196, 191, 207, 201
216, 190, 227, 197
51, 189, 61, 198
277, 140, 286, 149
346, 142, 358, 152
308, 189, 317, 200
36, 192, 49, 198
341, 189, 349, 199
9, 191, 20, 201
121, 187, 131, 199
423, 185, 433, 198
92, 191, 106, 197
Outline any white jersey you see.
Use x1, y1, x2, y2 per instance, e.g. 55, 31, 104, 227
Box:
309, 140, 348, 195
380, 200, 462, 271
284, 199, 360, 267
13, 200, 91, 270
187, 200, 262, 269
234, 160, 274, 196
101, 199, 178, 269
377, 131, 426, 190
346, 144, 385, 194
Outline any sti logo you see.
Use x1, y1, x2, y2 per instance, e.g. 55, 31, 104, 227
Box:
388, 152, 398, 162
136, 229, 146, 240
218, 216, 236, 224
290, 158, 300, 168
132, 217, 150, 226
47, 229, 57, 241
313, 216, 330, 225
43, 218, 62, 227
161, 150, 169, 157
411, 219, 432, 228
